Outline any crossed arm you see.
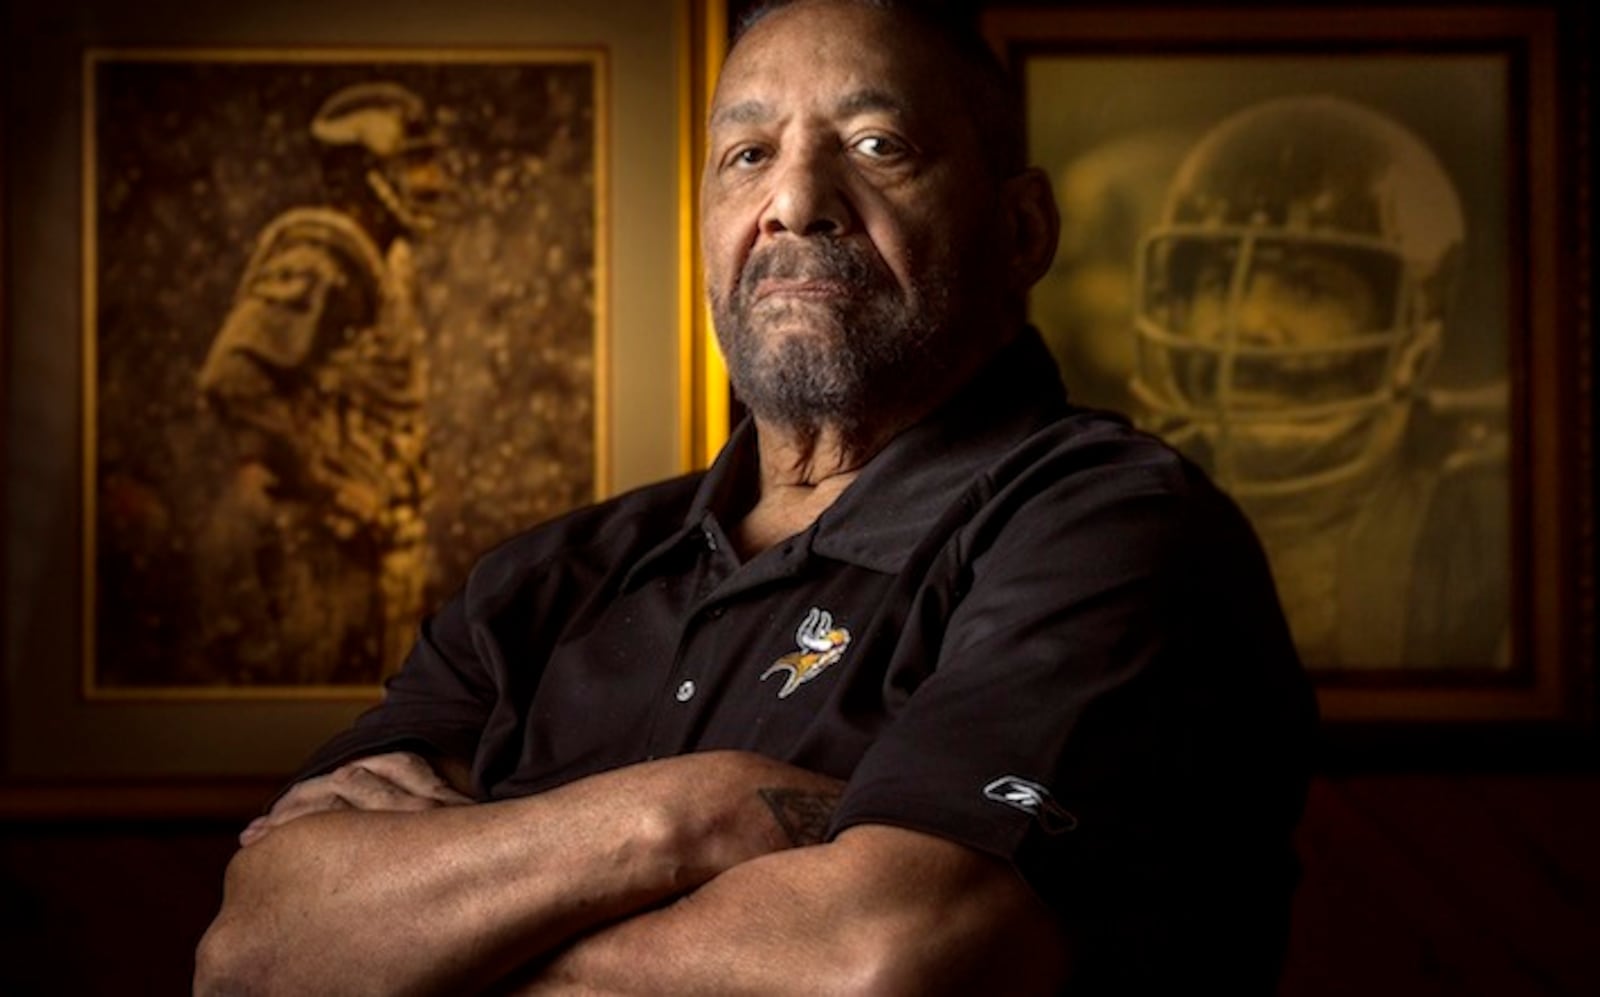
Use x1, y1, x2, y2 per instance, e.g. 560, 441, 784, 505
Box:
194, 751, 1069, 996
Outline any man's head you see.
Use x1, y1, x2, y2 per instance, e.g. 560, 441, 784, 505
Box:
702, 0, 1058, 447
1130, 95, 1464, 497
311, 81, 453, 239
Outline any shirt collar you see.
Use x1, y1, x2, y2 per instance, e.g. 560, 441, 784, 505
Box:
617, 414, 761, 592
809, 328, 1070, 572
672, 327, 1069, 575
687, 415, 762, 528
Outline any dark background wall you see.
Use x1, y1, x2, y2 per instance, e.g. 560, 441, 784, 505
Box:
4, 1, 1597, 994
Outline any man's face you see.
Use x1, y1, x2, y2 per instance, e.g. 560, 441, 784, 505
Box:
379, 143, 455, 233
1147, 238, 1411, 493
1179, 242, 1387, 409
700, 0, 1004, 431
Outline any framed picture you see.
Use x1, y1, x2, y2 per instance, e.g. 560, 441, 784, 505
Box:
85, 50, 607, 698
982, 6, 1591, 728
2, 0, 717, 811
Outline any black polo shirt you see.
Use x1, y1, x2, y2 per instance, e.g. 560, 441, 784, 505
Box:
297, 330, 1315, 992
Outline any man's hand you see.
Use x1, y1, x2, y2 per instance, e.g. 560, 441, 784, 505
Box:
238, 751, 472, 846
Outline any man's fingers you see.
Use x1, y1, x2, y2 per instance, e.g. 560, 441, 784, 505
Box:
328, 762, 461, 810
239, 753, 470, 846
240, 793, 354, 846
240, 779, 356, 844
347, 751, 474, 804
238, 816, 269, 847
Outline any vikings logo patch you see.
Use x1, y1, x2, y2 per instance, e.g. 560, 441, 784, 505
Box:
761, 607, 851, 699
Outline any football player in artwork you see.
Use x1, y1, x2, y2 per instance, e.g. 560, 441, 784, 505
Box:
1130, 96, 1509, 671
197, 82, 451, 684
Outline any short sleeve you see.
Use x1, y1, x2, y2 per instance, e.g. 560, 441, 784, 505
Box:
278, 475, 705, 799
830, 442, 1313, 991
288, 584, 497, 788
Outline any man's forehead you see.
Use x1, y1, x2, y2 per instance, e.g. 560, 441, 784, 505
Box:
711, 2, 949, 120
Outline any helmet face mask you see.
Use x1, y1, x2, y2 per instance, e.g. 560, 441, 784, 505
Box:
1129, 96, 1462, 498
1139, 231, 1406, 409
365, 145, 453, 233
311, 81, 456, 233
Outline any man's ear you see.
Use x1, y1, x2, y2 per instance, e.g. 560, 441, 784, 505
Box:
1000, 167, 1061, 293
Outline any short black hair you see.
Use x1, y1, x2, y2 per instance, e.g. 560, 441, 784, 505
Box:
729, 0, 1026, 177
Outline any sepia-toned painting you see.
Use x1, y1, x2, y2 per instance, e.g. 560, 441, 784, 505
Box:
85, 51, 605, 696
1017, 52, 1513, 680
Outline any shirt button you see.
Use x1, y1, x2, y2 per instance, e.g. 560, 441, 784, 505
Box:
675, 680, 696, 702
702, 528, 718, 552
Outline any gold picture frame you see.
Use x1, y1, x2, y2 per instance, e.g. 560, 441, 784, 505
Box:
2, 0, 720, 813
983, 5, 1592, 729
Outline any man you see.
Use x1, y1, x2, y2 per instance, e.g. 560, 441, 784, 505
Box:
196, 81, 451, 684
195, 2, 1314, 993
1129, 95, 1509, 670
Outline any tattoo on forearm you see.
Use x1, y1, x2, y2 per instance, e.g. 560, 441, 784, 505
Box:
759, 788, 842, 846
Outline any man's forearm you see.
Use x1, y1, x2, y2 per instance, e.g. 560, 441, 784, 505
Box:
195, 752, 841, 996
524, 824, 1071, 997
198, 793, 668, 995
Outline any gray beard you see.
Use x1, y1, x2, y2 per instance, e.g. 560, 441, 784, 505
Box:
712, 238, 956, 448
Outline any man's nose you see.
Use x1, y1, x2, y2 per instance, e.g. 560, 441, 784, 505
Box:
1233, 286, 1289, 347
760, 145, 851, 237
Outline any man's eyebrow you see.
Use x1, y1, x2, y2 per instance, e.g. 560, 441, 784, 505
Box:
833, 89, 907, 119
710, 99, 772, 129
709, 90, 910, 130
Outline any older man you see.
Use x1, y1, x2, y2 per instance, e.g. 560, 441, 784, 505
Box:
196, 2, 1314, 994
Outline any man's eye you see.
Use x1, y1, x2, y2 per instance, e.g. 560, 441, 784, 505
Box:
728, 146, 769, 168
1193, 265, 1232, 298
1280, 265, 1341, 303
851, 135, 905, 159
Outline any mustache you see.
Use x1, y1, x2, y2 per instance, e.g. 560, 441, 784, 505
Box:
737, 240, 889, 295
